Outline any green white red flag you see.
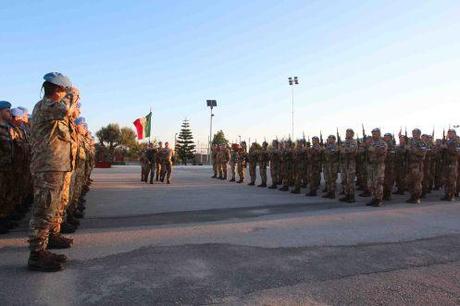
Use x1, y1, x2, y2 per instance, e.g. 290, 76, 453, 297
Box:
133, 112, 152, 140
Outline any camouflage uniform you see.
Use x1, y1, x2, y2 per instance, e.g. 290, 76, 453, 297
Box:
366, 137, 388, 205
29, 94, 76, 252
340, 136, 358, 201
221, 146, 230, 180
0, 122, 15, 223
247, 144, 258, 185
394, 140, 408, 194
306, 140, 322, 196
422, 139, 434, 196
237, 144, 247, 183
211, 145, 218, 178
383, 137, 396, 200
258, 143, 270, 187
269, 141, 281, 188
442, 136, 460, 200
406, 137, 427, 203
323, 139, 339, 198
160, 147, 174, 183
229, 146, 238, 181
292, 141, 306, 193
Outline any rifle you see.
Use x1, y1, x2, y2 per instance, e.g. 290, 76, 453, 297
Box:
320, 131, 323, 146
362, 124, 367, 140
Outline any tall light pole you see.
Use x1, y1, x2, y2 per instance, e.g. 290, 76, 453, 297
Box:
288, 76, 299, 139
206, 99, 217, 165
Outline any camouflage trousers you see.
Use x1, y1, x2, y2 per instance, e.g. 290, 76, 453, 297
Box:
218, 162, 228, 179
444, 162, 458, 197
282, 164, 293, 187
308, 165, 321, 192
229, 161, 236, 180
0, 171, 15, 218
237, 162, 245, 181
422, 160, 433, 193
293, 166, 305, 190
342, 160, 356, 197
259, 164, 267, 185
144, 162, 156, 182
160, 161, 172, 181
212, 161, 218, 176
248, 162, 257, 184
29, 171, 68, 252
383, 163, 395, 197
324, 162, 338, 194
155, 162, 162, 180
270, 161, 280, 185
394, 163, 407, 192
407, 162, 424, 199
367, 162, 385, 201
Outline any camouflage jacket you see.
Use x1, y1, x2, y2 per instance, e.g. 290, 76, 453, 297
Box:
30, 96, 75, 173
0, 122, 14, 170
258, 147, 270, 166
341, 138, 358, 161
407, 139, 427, 164
323, 143, 339, 163
367, 139, 388, 164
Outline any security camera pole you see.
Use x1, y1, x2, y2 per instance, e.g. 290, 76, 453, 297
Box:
206, 99, 217, 165
288, 76, 299, 139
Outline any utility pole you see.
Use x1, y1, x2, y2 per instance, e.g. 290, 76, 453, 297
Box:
206, 100, 217, 165
288, 76, 299, 139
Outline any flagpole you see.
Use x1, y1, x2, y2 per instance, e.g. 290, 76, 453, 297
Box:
149, 107, 152, 144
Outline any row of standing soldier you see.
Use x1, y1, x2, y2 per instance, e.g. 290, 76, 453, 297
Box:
139, 141, 175, 184
1, 72, 96, 272
211, 127, 460, 207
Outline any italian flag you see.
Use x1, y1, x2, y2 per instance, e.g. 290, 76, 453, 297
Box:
133, 112, 152, 140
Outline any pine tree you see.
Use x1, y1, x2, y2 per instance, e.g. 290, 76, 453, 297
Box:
175, 119, 196, 165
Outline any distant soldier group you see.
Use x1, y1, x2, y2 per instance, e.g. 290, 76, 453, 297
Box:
1, 72, 95, 272
139, 141, 175, 184
211, 127, 460, 207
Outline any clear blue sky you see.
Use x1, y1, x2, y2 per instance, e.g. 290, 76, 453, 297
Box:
1, 0, 460, 150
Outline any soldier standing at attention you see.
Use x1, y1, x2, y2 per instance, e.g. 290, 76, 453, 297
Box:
229, 144, 239, 182
322, 135, 339, 199
440, 129, 460, 201
160, 142, 175, 184
383, 133, 396, 201
155, 141, 163, 181
258, 141, 270, 187
145, 143, 156, 184
306, 136, 323, 196
268, 139, 281, 189
221, 145, 230, 180
406, 128, 427, 204
216, 144, 224, 179
421, 134, 434, 197
365, 128, 388, 207
291, 140, 305, 194
236, 141, 247, 183
0, 101, 14, 234
247, 142, 258, 186
339, 129, 358, 203
139, 148, 148, 182
279, 140, 293, 191
393, 135, 408, 195
28, 72, 77, 272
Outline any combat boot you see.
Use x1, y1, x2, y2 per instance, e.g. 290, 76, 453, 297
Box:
48, 234, 73, 249
279, 186, 289, 191
359, 191, 371, 197
382, 192, 391, 201
258, 183, 267, 188
322, 192, 335, 199
237, 179, 243, 184
306, 190, 317, 196
248, 182, 255, 186
290, 188, 300, 194
268, 184, 277, 189
229, 178, 236, 182
67, 214, 80, 227
373, 200, 384, 207
28, 250, 64, 272
73, 210, 84, 219
339, 195, 349, 202
211, 175, 217, 178
60, 222, 76, 234
393, 189, 404, 195
167, 180, 171, 184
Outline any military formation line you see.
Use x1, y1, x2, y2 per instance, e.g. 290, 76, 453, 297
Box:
0, 72, 95, 272
211, 128, 460, 206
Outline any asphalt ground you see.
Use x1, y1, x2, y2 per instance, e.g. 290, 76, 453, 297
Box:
1, 165, 459, 305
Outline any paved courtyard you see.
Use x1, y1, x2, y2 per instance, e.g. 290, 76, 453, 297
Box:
1, 165, 460, 305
